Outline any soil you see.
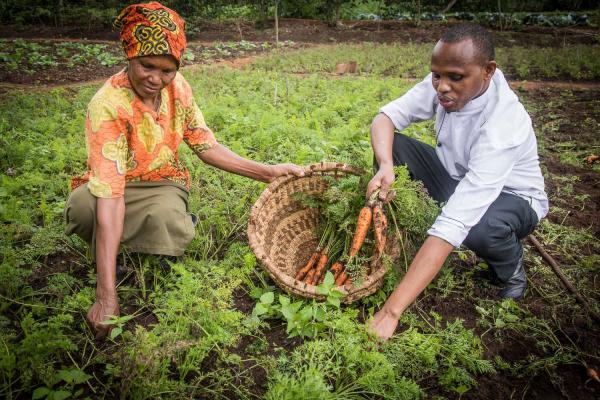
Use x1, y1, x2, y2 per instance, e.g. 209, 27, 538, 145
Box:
195, 286, 302, 397
524, 89, 600, 239
1, 19, 597, 88
1, 18, 597, 46
0, 39, 300, 87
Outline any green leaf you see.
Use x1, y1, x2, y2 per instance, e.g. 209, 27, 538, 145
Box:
50, 390, 72, 400
504, 313, 519, 323
260, 292, 274, 305
475, 306, 488, 316
71, 370, 92, 385
249, 287, 263, 299
279, 295, 290, 306
315, 307, 326, 322
323, 271, 334, 286
327, 296, 341, 308
454, 385, 470, 394
109, 327, 123, 340
316, 285, 329, 295
280, 302, 301, 320
33, 387, 51, 400
299, 306, 313, 321
253, 303, 269, 316
57, 369, 74, 384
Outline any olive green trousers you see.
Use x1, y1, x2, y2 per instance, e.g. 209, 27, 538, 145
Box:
64, 181, 195, 257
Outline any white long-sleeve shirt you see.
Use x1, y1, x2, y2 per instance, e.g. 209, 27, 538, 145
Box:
379, 69, 548, 247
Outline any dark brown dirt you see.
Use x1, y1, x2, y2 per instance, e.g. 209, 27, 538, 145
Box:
193, 285, 303, 397
1, 17, 597, 88
0, 39, 299, 87
27, 251, 89, 291
524, 89, 600, 239
1, 18, 597, 47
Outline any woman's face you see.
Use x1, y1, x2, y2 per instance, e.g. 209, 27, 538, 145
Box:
127, 55, 178, 100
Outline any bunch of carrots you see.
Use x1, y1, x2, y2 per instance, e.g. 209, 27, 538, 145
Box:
294, 194, 388, 288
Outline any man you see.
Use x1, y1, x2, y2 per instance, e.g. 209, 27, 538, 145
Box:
64, 2, 303, 339
367, 24, 548, 340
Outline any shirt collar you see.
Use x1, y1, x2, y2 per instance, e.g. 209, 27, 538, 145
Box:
458, 79, 495, 113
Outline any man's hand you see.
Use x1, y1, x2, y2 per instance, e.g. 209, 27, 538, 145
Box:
87, 293, 119, 340
266, 163, 305, 183
368, 307, 400, 341
366, 165, 395, 201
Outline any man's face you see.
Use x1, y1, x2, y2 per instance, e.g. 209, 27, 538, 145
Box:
430, 39, 496, 112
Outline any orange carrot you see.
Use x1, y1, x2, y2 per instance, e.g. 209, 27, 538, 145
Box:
588, 367, 600, 383
349, 206, 373, 257
373, 203, 388, 255
295, 250, 320, 280
308, 252, 329, 285
335, 270, 348, 286
304, 267, 317, 284
330, 261, 343, 280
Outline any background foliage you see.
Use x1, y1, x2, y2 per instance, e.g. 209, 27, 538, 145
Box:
1, 0, 598, 26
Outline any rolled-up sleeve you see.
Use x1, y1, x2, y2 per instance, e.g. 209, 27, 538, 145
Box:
427, 136, 523, 247
379, 73, 437, 131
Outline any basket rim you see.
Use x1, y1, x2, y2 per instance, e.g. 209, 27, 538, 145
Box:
247, 162, 389, 303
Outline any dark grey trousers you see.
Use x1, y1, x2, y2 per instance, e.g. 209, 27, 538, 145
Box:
388, 133, 539, 282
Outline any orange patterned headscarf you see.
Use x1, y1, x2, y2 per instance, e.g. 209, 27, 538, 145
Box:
114, 2, 187, 65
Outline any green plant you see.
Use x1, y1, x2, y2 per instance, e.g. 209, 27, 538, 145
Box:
103, 314, 135, 341
252, 272, 345, 338
32, 368, 92, 400
384, 317, 495, 395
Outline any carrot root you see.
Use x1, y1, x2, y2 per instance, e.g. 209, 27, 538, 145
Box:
304, 268, 317, 284
349, 206, 373, 257
330, 261, 343, 281
373, 203, 388, 256
310, 252, 329, 285
295, 250, 320, 281
335, 270, 348, 286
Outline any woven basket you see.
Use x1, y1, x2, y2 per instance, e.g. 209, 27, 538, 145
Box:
248, 162, 395, 303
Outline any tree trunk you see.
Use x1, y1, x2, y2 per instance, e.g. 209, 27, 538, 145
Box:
57, 0, 64, 27
275, 1, 279, 48
441, 0, 458, 14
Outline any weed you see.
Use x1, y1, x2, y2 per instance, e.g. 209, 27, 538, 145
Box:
251, 272, 345, 338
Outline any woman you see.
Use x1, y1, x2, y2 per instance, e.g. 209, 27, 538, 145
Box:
64, 2, 303, 339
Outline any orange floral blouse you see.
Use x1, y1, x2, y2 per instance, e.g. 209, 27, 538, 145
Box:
71, 69, 218, 198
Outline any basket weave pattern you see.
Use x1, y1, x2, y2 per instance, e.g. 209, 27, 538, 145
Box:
248, 162, 392, 303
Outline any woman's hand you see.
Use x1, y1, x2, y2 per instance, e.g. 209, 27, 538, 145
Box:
266, 163, 305, 183
87, 292, 119, 340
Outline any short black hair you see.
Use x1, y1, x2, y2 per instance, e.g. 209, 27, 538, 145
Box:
440, 24, 495, 65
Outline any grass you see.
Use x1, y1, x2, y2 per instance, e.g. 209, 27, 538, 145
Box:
1, 44, 599, 398
253, 43, 600, 81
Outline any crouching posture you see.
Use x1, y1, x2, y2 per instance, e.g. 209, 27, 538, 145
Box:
65, 2, 302, 339
368, 24, 548, 340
